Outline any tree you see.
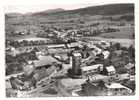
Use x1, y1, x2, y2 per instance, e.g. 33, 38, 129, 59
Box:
113, 43, 121, 50
117, 67, 127, 74
121, 46, 128, 51
32, 47, 39, 52
97, 80, 105, 90
128, 45, 135, 62
104, 58, 111, 66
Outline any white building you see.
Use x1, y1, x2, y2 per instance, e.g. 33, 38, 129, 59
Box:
104, 66, 116, 76
99, 41, 110, 49
81, 64, 103, 74
102, 50, 110, 59
92, 47, 102, 56
125, 63, 134, 70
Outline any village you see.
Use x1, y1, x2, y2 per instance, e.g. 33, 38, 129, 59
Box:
6, 27, 135, 97
5, 3, 135, 97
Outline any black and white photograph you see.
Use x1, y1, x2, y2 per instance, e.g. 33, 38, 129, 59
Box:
4, 0, 135, 97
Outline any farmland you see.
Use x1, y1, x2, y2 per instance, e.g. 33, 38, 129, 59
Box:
82, 37, 134, 47
5, 4, 134, 40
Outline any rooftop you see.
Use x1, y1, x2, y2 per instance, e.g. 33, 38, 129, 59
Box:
34, 55, 60, 67
125, 63, 134, 69
105, 83, 131, 90
60, 78, 86, 89
106, 66, 116, 72
81, 64, 103, 72
73, 52, 82, 57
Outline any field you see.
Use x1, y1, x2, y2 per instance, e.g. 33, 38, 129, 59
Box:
82, 37, 134, 47
98, 26, 134, 39
5, 4, 134, 41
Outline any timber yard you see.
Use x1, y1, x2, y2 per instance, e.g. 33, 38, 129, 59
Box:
5, 3, 135, 97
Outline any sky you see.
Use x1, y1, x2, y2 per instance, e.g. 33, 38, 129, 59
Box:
4, 0, 134, 14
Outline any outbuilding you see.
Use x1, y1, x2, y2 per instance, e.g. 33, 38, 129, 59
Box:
103, 66, 116, 76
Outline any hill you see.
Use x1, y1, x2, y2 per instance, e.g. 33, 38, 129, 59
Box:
5, 3, 134, 39
31, 3, 134, 17
33, 8, 65, 15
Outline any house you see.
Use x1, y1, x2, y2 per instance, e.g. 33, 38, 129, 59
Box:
71, 88, 81, 96
9, 77, 24, 90
60, 78, 86, 90
91, 46, 102, 56
118, 73, 130, 81
81, 52, 96, 66
81, 64, 103, 74
66, 42, 81, 48
125, 63, 135, 70
6, 46, 17, 56
124, 63, 135, 75
103, 66, 116, 76
35, 51, 44, 57
105, 83, 132, 96
34, 55, 60, 67
102, 50, 110, 59
100, 41, 110, 48
47, 44, 65, 49
87, 74, 109, 82
23, 61, 35, 76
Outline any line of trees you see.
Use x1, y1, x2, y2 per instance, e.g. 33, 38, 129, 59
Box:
6, 39, 66, 48
82, 27, 119, 37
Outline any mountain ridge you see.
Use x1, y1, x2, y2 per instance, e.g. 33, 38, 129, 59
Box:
31, 3, 134, 17
5, 3, 134, 17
